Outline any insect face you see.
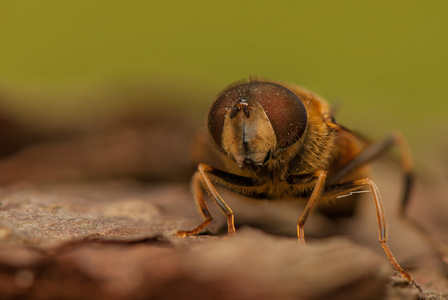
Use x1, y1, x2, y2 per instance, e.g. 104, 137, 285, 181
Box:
207, 81, 308, 170
223, 97, 276, 169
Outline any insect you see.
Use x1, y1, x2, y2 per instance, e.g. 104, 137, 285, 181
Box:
176, 78, 414, 282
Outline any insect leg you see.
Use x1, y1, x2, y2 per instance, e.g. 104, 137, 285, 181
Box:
389, 135, 448, 269
296, 170, 327, 244
324, 178, 414, 282
197, 163, 236, 236
177, 163, 257, 237
176, 171, 213, 237
330, 132, 448, 268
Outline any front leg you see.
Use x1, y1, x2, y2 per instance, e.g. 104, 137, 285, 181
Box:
176, 171, 214, 237
293, 170, 328, 243
177, 163, 257, 237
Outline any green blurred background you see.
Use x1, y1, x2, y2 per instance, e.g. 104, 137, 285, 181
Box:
1, 1, 447, 172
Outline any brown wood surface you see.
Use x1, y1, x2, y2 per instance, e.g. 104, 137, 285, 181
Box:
0, 113, 446, 300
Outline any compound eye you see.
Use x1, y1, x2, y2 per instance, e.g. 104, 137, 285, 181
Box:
252, 82, 308, 149
207, 80, 308, 152
248, 81, 307, 149
207, 90, 235, 152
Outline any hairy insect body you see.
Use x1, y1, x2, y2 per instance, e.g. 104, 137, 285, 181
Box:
178, 78, 415, 282
210, 83, 347, 200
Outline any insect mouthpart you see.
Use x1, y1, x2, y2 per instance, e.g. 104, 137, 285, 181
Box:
238, 149, 272, 170
242, 158, 260, 171
234, 149, 271, 170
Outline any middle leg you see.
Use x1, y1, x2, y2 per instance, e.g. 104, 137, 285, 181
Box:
324, 178, 413, 282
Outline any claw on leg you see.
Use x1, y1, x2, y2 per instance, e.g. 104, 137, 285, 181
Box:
297, 225, 306, 244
